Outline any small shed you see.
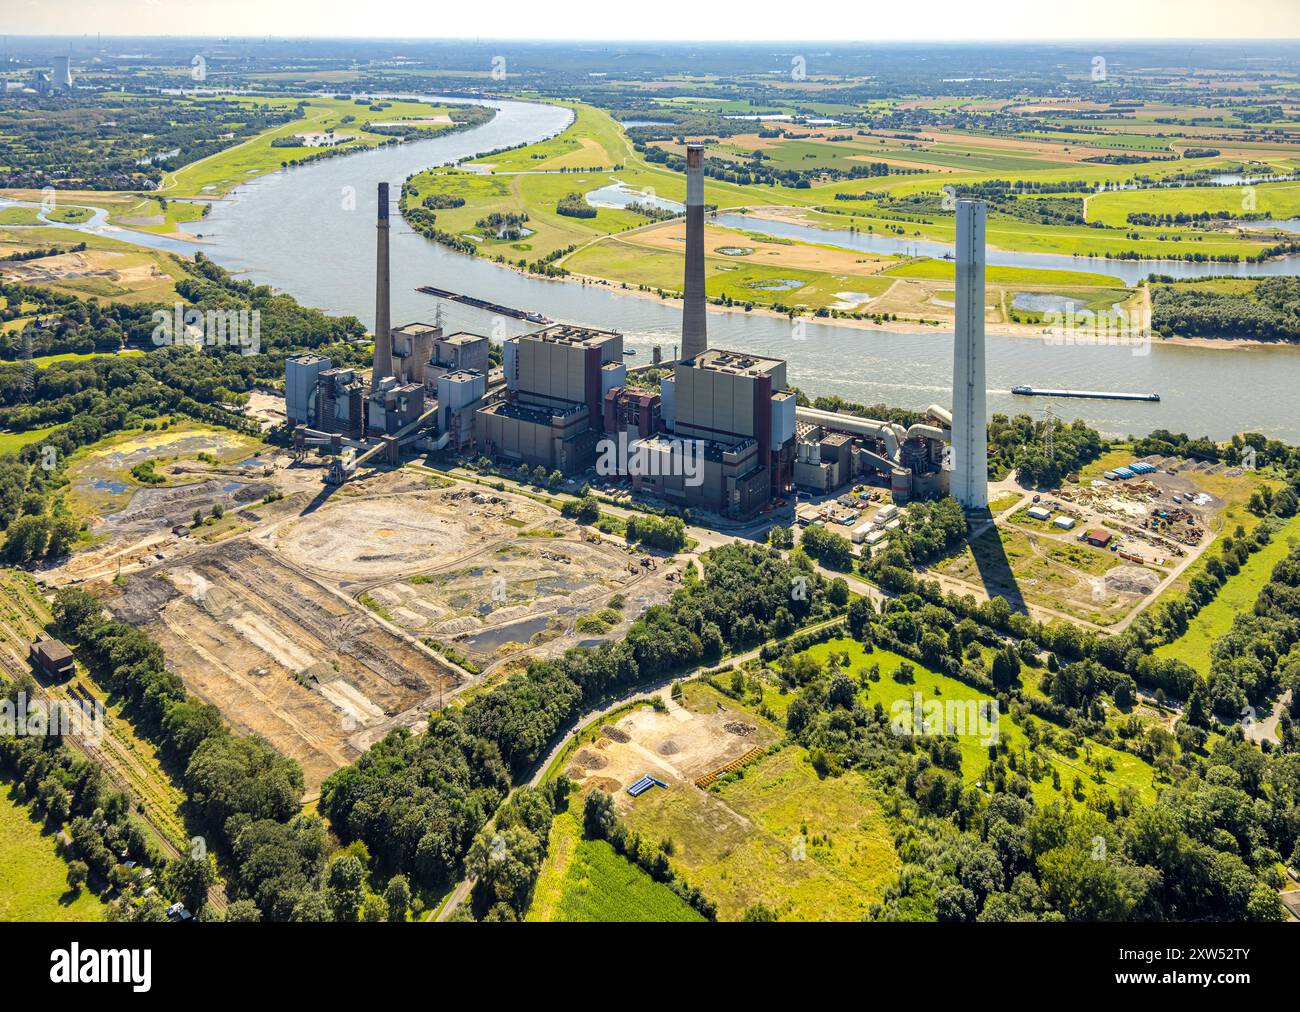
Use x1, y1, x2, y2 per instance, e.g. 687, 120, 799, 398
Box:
1086, 529, 1113, 548
30, 636, 74, 680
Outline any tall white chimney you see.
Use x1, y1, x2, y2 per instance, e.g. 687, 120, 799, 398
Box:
951, 199, 988, 510
680, 145, 707, 363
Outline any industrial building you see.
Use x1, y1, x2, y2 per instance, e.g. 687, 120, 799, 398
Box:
789, 404, 951, 502
282, 180, 984, 514
30, 636, 74, 681
475, 324, 624, 475
646, 349, 793, 519
287, 183, 491, 481
52, 56, 73, 92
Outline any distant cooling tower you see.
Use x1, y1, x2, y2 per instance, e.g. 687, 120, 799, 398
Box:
951, 199, 989, 510
680, 144, 707, 363
371, 182, 394, 385
52, 56, 72, 91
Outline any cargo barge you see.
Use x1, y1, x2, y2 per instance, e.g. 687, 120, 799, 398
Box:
1011, 386, 1160, 403
416, 285, 552, 324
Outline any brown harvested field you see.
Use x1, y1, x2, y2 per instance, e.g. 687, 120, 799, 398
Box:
100, 539, 461, 796
624, 220, 895, 275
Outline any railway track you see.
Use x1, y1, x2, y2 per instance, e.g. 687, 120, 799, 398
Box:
0, 573, 228, 911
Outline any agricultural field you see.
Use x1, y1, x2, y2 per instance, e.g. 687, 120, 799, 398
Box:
0, 788, 105, 922
1156, 514, 1300, 672
526, 808, 704, 922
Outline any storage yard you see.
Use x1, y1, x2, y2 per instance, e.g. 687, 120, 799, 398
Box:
937, 452, 1257, 627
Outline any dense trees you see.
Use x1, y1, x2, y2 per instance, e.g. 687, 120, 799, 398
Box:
1152, 276, 1300, 342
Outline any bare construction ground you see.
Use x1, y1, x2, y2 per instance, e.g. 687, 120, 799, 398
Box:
567, 692, 778, 800
264, 484, 553, 583
370, 533, 676, 664
100, 539, 461, 796
261, 476, 681, 667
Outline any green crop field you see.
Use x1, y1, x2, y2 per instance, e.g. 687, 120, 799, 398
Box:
0, 787, 105, 922
527, 810, 705, 922
1087, 180, 1300, 229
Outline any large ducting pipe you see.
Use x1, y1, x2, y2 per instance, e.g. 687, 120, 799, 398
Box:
951, 199, 989, 509
680, 145, 707, 363
372, 182, 395, 386
795, 405, 904, 458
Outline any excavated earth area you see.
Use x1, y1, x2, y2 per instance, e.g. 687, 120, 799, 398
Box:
100, 539, 461, 796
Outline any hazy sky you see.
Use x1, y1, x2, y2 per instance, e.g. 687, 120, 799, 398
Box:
7, 0, 1300, 41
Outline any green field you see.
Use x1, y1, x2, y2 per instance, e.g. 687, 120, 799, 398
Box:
1087, 179, 1300, 229
527, 809, 705, 922
0, 786, 105, 922
883, 257, 1124, 288
619, 741, 899, 922
161, 96, 483, 198
30, 350, 145, 367
801, 639, 1162, 806
1156, 515, 1300, 672
0, 424, 63, 456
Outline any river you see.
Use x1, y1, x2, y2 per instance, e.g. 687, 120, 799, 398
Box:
10, 96, 1300, 441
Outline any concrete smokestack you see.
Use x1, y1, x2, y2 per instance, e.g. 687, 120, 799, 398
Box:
371, 182, 394, 385
680, 144, 707, 362
951, 199, 988, 510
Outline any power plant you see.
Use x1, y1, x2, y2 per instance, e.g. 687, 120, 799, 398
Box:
52, 55, 73, 92
282, 178, 989, 522
286, 182, 492, 482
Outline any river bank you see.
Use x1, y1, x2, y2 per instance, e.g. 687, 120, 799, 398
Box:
10, 93, 1288, 441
